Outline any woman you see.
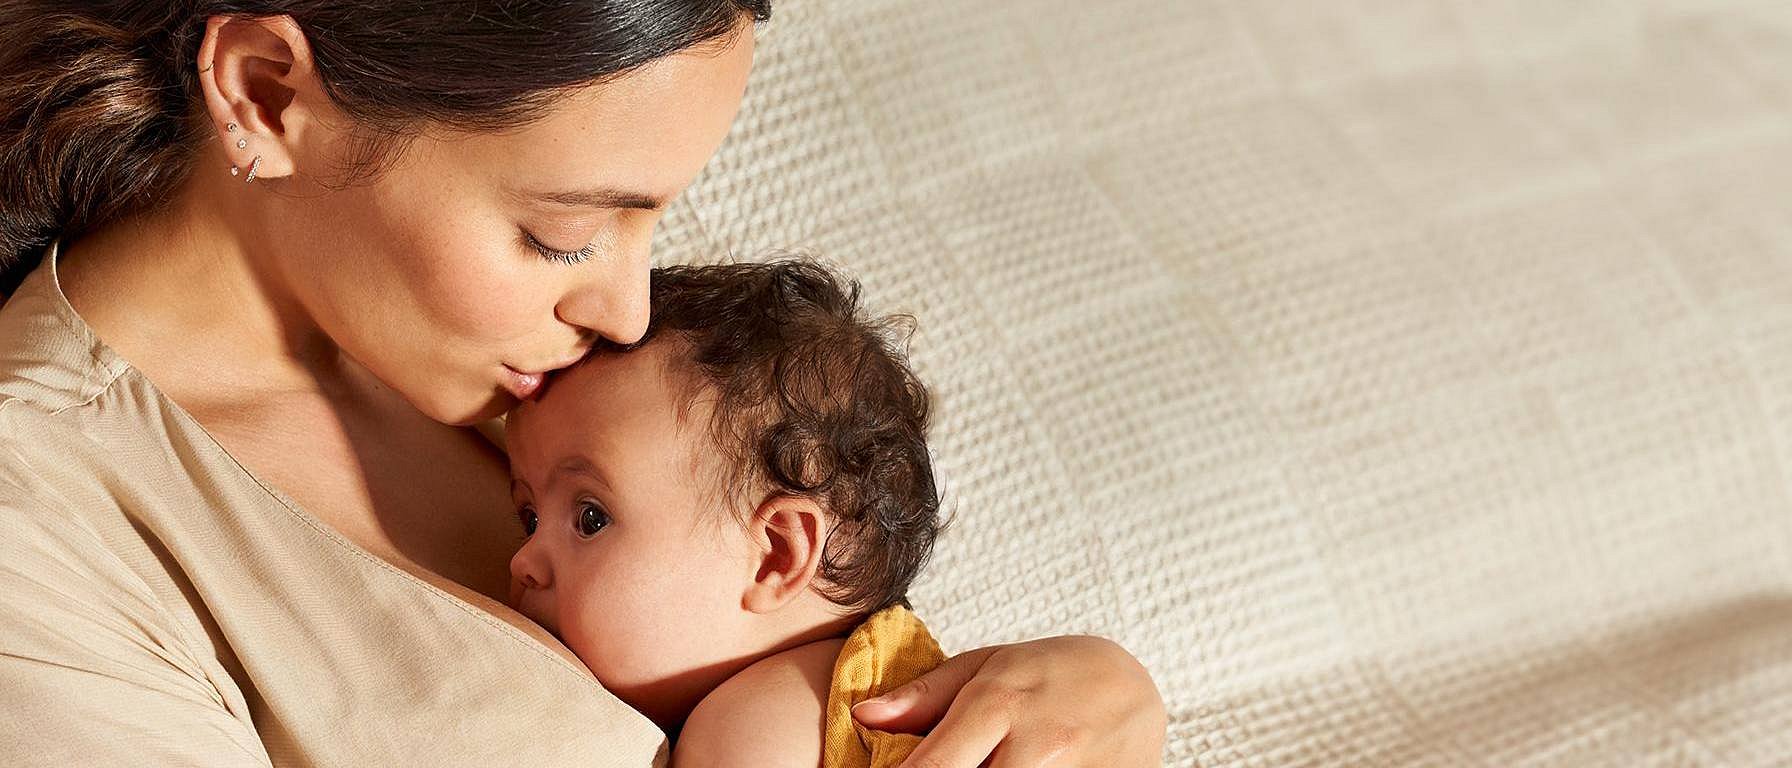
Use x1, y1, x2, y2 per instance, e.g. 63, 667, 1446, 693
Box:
0, 1, 1165, 765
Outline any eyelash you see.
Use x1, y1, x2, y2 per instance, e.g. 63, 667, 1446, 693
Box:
524, 231, 596, 265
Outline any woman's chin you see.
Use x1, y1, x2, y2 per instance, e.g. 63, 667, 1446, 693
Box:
450, 394, 517, 427
397, 382, 515, 427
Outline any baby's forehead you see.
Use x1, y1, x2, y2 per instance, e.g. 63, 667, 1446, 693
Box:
521, 341, 684, 414
508, 343, 725, 472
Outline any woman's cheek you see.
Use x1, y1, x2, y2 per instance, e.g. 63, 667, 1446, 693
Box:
404, 236, 530, 338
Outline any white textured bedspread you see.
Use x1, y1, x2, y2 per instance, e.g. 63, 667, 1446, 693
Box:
653, 1, 1792, 764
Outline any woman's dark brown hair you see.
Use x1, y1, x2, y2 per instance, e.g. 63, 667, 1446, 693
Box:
627, 260, 942, 615
0, 0, 771, 294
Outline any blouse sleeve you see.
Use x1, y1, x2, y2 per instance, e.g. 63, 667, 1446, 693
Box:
0, 487, 273, 767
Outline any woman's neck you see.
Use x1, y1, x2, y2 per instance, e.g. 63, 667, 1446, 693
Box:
57, 172, 352, 405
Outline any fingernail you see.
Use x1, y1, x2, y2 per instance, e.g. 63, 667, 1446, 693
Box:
856, 690, 900, 711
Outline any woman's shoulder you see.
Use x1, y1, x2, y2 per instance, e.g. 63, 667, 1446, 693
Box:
0, 375, 141, 523
0, 248, 128, 415
0, 400, 98, 513
673, 637, 846, 768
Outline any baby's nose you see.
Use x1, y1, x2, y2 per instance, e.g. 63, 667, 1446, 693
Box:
509, 540, 552, 591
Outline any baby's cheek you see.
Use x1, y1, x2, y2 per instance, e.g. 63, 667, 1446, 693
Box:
558, 587, 650, 681
553, 605, 609, 682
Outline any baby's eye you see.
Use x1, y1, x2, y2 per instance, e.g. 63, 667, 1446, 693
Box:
517, 505, 538, 536
576, 500, 610, 538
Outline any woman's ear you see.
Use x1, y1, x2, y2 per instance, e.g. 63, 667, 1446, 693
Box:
742, 494, 828, 614
195, 14, 336, 182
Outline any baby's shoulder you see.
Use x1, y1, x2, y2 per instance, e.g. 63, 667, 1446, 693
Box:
672, 637, 847, 768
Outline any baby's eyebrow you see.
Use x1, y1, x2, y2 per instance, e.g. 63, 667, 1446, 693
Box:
549, 455, 613, 491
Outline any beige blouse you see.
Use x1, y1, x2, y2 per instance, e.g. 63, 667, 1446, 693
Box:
0, 248, 667, 766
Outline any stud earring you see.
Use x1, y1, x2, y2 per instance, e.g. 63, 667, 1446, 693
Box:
236, 138, 247, 149
245, 155, 262, 184
226, 122, 237, 133
229, 165, 240, 176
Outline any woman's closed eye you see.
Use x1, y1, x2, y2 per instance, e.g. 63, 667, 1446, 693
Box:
575, 499, 610, 537
523, 230, 596, 265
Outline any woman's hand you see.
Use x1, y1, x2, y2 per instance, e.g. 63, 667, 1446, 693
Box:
852, 635, 1166, 767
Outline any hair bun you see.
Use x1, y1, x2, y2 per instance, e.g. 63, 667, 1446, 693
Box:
0, 5, 200, 291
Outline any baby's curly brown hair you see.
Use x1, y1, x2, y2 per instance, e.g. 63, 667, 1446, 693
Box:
622, 259, 940, 616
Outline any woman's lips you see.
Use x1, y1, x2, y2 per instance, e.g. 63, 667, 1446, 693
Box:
501, 365, 546, 400
503, 349, 589, 401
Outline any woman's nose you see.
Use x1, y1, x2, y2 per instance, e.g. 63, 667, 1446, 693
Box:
509, 537, 553, 591
555, 240, 651, 346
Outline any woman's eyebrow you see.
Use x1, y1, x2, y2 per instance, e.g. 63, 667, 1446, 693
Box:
513, 186, 666, 211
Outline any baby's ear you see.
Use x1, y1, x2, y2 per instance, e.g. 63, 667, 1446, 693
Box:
742, 494, 827, 614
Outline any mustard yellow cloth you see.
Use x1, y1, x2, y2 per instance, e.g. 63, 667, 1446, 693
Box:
822, 605, 947, 768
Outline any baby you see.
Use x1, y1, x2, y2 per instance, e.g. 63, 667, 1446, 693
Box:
505, 260, 945, 766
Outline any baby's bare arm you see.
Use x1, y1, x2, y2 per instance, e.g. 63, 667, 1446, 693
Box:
672, 638, 847, 768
